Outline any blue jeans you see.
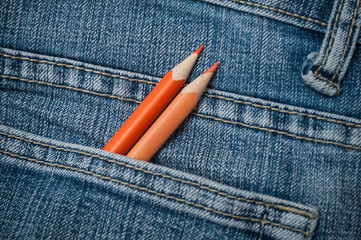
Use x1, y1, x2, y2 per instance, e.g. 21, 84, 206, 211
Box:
0, 0, 360, 239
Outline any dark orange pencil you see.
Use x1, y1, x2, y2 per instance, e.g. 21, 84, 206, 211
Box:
103, 45, 204, 154
127, 62, 220, 161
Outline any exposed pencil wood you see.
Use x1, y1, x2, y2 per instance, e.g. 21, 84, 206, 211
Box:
127, 62, 220, 161
103, 45, 204, 154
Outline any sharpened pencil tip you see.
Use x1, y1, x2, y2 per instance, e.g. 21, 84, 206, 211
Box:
203, 61, 220, 74
193, 44, 205, 55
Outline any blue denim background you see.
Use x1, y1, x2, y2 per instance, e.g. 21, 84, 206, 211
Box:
1, 0, 361, 239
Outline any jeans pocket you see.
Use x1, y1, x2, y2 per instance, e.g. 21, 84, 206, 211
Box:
0, 125, 319, 240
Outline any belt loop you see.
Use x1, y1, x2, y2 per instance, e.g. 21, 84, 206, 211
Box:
302, 0, 361, 96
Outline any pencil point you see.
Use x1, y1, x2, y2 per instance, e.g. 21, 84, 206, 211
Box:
193, 44, 205, 55
203, 61, 220, 74
182, 63, 219, 96
171, 45, 204, 81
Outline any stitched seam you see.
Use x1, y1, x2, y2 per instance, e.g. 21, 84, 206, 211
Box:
1, 53, 360, 127
192, 113, 361, 151
0, 52, 158, 85
331, 0, 360, 81
313, 74, 341, 95
0, 131, 316, 219
1, 73, 359, 128
204, 94, 359, 127
314, 0, 344, 79
230, 0, 327, 26
258, 204, 269, 240
1, 74, 360, 152
304, 217, 313, 240
316, 74, 336, 83
0, 74, 142, 104
323, 79, 337, 95
0, 148, 309, 235
1, 74, 360, 151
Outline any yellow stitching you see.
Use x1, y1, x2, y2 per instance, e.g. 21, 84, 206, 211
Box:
1, 52, 360, 127
323, 80, 336, 95
314, 0, 344, 78
0, 74, 142, 104
230, 0, 327, 26
192, 113, 361, 151
316, 74, 333, 82
258, 204, 269, 240
313, 74, 341, 95
0, 52, 157, 85
1, 73, 359, 128
204, 94, 359, 127
1, 73, 360, 151
309, 0, 359, 93
1, 74, 360, 151
0, 131, 317, 219
331, 0, 360, 81
304, 217, 313, 240
0, 148, 309, 235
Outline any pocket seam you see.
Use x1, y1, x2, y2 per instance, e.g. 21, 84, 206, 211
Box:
1, 51, 360, 128
0, 131, 316, 220
0, 74, 142, 104
0, 147, 312, 236
0, 52, 158, 85
258, 204, 269, 240
193, 113, 361, 151
204, 93, 361, 127
2, 74, 361, 152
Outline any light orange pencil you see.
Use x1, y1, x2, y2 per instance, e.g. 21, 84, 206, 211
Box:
127, 61, 220, 161
103, 45, 204, 155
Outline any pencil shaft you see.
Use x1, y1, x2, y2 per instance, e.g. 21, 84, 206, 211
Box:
127, 62, 219, 161
126, 92, 198, 161
103, 71, 183, 154
103, 46, 203, 154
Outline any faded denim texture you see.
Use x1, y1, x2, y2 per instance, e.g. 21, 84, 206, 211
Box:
302, 0, 361, 96
0, 0, 360, 239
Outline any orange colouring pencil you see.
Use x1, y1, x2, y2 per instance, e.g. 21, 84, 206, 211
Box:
103, 45, 205, 154
127, 61, 220, 161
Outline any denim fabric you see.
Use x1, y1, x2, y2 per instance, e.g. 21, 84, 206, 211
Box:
1, 0, 361, 239
0, 125, 319, 240
302, 0, 361, 96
